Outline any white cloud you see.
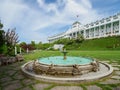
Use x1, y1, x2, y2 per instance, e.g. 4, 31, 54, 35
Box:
0, 0, 107, 43
0, 0, 27, 28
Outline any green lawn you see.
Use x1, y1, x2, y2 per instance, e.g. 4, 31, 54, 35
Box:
23, 50, 120, 64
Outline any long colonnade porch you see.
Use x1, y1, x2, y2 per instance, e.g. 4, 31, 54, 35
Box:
48, 13, 120, 43
85, 21, 120, 39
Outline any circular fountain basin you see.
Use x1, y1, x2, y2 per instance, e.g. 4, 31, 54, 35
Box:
21, 56, 113, 83
21, 60, 113, 83
29, 56, 100, 76
38, 56, 93, 65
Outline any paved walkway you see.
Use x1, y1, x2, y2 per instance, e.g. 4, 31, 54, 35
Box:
0, 61, 120, 90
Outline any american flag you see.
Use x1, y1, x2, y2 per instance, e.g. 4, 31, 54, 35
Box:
76, 15, 79, 18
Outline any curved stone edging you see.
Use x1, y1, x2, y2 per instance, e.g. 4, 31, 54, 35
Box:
21, 61, 113, 83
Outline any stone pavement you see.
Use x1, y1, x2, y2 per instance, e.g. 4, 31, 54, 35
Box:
0, 61, 120, 90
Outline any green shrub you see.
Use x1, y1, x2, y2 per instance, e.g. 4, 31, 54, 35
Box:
0, 44, 7, 54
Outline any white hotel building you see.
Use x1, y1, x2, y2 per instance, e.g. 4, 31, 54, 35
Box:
48, 13, 120, 43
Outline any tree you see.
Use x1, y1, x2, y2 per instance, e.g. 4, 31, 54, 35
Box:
0, 20, 19, 55
0, 20, 3, 29
20, 44, 35, 52
35, 42, 42, 50
19, 42, 26, 46
19, 42, 27, 52
31, 41, 36, 49
0, 21, 7, 54
0, 22, 5, 45
75, 34, 84, 43
5, 28, 19, 55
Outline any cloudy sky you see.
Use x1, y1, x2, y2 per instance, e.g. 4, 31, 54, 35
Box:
0, 0, 120, 43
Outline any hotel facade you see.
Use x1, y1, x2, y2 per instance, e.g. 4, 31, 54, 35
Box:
48, 13, 120, 43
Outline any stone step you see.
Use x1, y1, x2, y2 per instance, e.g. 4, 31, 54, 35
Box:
32, 83, 50, 90
112, 86, 120, 90
111, 75, 120, 79
86, 85, 102, 90
112, 65, 120, 67
113, 67, 120, 71
51, 86, 83, 90
100, 79, 120, 84
101, 61, 110, 63
115, 71, 120, 75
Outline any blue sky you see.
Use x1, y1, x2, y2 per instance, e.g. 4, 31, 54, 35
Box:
0, 0, 120, 43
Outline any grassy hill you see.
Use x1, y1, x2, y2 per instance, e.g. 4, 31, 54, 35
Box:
66, 36, 120, 50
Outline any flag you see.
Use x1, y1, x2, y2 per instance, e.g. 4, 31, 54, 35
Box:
77, 15, 79, 18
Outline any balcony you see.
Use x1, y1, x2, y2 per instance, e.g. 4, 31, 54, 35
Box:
113, 15, 118, 19
90, 22, 94, 26
85, 24, 89, 28
95, 21, 99, 25
106, 18, 111, 22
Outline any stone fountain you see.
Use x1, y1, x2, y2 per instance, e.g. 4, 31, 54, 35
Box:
61, 49, 68, 60
21, 50, 113, 83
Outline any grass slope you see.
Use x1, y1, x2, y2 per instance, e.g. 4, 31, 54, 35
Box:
67, 36, 120, 50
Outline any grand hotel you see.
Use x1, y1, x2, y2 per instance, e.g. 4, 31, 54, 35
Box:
48, 13, 120, 43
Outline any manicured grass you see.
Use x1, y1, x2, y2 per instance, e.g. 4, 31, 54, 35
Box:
65, 36, 120, 50
23, 50, 120, 64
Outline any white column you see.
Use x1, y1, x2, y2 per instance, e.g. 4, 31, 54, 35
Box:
84, 30, 86, 38
15, 46, 17, 55
76, 32, 77, 38
94, 28, 95, 38
111, 22, 113, 36
89, 29, 90, 38
99, 26, 101, 38
27, 48, 29, 53
72, 33, 73, 38
104, 24, 106, 37
119, 20, 120, 34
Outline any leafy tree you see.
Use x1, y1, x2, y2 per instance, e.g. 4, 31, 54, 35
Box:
39, 41, 42, 44
20, 44, 35, 52
19, 42, 26, 46
0, 21, 19, 55
5, 28, 19, 55
41, 43, 51, 50
36, 42, 42, 50
31, 41, 36, 49
19, 42, 27, 52
75, 34, 84, 43
54, 38, 75, 45
0, 21, 3, 28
